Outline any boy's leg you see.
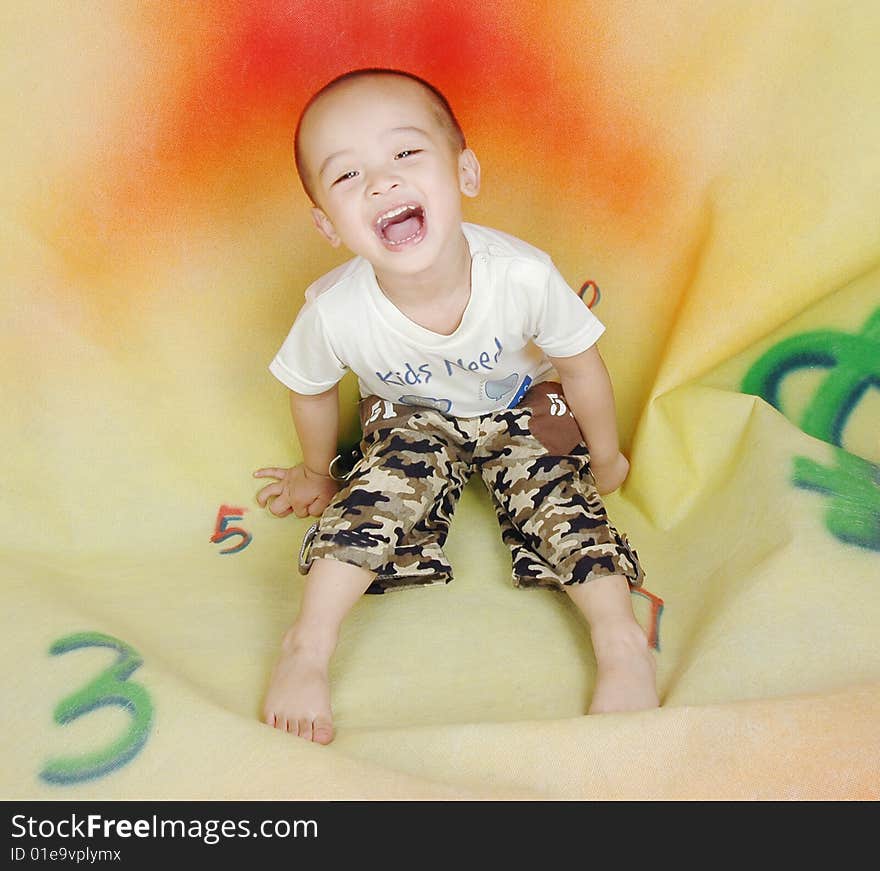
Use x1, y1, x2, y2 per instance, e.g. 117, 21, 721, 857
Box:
563, 574, 658, 713
307, 397, 473, 585
265, 399, 473, 743
262, 557, 375, 743
476, 383, 656, 714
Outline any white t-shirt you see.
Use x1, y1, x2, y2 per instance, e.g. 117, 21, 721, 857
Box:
269, 223, 605, 418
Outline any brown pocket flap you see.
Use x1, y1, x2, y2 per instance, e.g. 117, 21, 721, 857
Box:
521, 382, 584, 456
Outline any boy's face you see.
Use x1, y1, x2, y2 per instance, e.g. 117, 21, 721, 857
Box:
298, 76, 480, 276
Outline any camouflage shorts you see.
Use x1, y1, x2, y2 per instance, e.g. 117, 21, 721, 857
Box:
302, 381, 645, 594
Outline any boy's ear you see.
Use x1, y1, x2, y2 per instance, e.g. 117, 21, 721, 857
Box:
311, 207, 341, 247
458, 148, 481, 198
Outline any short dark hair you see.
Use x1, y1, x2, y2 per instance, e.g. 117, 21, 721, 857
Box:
294, 68, 466, 204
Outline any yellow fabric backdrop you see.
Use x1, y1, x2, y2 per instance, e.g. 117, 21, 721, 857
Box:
3, 0, 878, 799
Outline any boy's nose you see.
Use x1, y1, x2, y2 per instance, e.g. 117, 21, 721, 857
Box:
367, 172, 401, 197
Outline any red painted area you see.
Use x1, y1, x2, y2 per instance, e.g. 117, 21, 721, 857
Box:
60, 0, 675, 267
175, 1, 667, 213
579, 280, 601, 309
632, 587, 665, 650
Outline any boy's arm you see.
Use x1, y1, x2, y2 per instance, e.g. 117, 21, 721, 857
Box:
289, 386, 340, 478
254, 385, 341, 517
548, 345, 629, 495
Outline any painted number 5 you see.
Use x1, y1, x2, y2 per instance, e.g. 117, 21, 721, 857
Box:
211, 505, 252, 555
40, 632, 153, 785
547, 393, 568, 416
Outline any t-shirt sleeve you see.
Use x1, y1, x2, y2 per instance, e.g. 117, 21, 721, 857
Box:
532, 262, 605, 357
268, 299, 348, 394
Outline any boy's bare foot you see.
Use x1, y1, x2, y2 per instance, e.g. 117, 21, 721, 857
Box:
588, 620, 658, 714
262, 633, 335, 744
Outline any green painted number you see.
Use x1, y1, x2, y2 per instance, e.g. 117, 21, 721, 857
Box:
742, 307, 880, 552
40, 631, 153, 785
742, 307, 880, 446
794, 451, 880, 551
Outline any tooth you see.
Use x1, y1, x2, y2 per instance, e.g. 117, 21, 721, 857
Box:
379, 204, 416, 222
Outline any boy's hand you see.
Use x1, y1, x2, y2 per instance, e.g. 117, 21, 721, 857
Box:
589, 452, 630, 496
253, 464, 340, 518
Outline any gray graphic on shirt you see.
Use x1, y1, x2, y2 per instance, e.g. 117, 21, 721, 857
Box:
484, 373, 519, 401
398, 395, 453, 414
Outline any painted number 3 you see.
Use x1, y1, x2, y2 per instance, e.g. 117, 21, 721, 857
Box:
41, 632, 153, 785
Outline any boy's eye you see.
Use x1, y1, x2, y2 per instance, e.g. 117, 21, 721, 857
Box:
395, 149, 421, 159
332, 170, 359, 185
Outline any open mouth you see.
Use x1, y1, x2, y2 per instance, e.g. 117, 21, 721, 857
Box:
374, 203, 426, 249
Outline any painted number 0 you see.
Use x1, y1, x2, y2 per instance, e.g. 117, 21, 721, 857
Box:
40, 632, 153, 785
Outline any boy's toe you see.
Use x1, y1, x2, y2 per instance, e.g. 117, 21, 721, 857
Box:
313, 718, 334, 745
